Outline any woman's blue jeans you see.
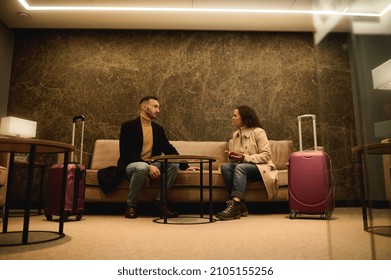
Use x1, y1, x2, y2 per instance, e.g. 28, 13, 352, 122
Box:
220, 162, 262, 199
125, 161, 179, 207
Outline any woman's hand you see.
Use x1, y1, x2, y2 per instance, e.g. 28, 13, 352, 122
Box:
228, 151, 245, 162
187, 166, 200, 171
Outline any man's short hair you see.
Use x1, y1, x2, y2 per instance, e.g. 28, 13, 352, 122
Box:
139, 95, 158, 104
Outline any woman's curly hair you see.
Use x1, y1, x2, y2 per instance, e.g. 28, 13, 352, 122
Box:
236, 105, 262, 128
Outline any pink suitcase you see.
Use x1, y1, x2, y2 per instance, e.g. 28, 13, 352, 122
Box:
288, 114, 334, 219
45, 116, 86, 221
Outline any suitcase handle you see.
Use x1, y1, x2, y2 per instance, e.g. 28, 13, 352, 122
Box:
73, 115, 85, 123
71, 115, 85, 164
298, 114, 316, 120
298, 114, 317, 151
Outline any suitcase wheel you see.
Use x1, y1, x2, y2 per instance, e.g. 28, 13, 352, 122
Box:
289, 212, 297, 219
45, 213, 53, 221
63, 212, 71, 220
76, 212, 83, 221
322, 212, 333, 220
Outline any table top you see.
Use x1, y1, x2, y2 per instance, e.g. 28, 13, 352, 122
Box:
0, 137, 74, 154
151, 154, 217, 163
352, 142, 391, 155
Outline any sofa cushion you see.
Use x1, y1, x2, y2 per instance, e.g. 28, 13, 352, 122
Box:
170, 141, 228, 170
269, 140, 294, 170
90, 139, 228, 170
90, 139, 119, 169
381, 138, 391, 201
0, 166, 7, 186
0, 166, 7, 208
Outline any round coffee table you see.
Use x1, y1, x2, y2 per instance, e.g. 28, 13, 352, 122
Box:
151, 155, 217, 224
0, 137, 74, 245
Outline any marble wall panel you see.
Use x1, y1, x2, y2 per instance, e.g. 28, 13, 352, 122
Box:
7, 29, 357, 200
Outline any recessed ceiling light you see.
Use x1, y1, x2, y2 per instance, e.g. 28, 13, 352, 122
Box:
17, 11, 31, 18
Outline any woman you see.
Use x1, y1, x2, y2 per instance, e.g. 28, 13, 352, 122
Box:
216, 106, 278, 220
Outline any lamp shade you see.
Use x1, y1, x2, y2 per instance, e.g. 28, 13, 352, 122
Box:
372, 59, 391, 90
0, 116, 37, 138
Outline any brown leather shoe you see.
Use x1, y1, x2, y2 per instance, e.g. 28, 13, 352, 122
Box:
155, 200, 178, 218
124, 205, 137, 219
165, 208, 179, 218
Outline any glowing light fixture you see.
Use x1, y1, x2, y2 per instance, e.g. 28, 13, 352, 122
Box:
0, 116, 37, 138
17, 0, 390, 17
372, 59, 391, 90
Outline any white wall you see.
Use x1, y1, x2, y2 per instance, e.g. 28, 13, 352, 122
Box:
0, 20, 14, 117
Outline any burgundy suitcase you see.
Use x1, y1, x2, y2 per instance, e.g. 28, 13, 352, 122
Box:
45, 115, 86, 221
288, 114, 334, 219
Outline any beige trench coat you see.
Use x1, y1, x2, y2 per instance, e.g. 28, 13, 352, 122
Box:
228, 127, 279, 200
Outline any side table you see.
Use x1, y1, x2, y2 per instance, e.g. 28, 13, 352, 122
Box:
0, 137, 74, 245
151, 155, 217, 224
352, 142, 391, 235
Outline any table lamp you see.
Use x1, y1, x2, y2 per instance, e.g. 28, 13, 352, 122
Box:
0, 116, 37, 138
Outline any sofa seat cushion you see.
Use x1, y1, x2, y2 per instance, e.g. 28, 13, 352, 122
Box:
87, 168, 287, 189
87, 169, 226, 188
277, 169, 288, 186
0, 166, 7, 186
0, 166, 7, 207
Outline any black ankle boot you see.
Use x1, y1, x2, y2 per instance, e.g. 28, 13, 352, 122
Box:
216, 200, 241, 220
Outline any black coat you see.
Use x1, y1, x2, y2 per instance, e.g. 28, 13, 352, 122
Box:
98, 117, 187, 194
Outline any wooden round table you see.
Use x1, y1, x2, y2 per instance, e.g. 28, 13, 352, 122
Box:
0, 137, 74, 245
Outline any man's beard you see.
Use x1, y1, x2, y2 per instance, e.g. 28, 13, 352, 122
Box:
146, 107, 157, 119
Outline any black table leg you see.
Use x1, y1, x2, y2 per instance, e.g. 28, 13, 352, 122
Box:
22, 145, 36, 244
163, 160, 168, 224
38, 165, 46, 215
59, 152, 69, 235
209, 160, 213, 222
199, 161, 204, 218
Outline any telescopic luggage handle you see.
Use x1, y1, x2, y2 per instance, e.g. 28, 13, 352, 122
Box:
298, 114, 317, 151
71, 115, 85, 164
73, 115, 85, 122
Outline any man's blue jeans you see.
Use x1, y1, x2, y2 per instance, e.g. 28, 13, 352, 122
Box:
125, 161, 179, 207
220, 162, 262, 199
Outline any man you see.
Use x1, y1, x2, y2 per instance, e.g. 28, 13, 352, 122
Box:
119, 96, 188, 219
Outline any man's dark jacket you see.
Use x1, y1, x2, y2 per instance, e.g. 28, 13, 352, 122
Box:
98, 117, 187, 194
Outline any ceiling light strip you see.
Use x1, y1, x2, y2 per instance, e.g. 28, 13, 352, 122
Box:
380, 4, 391, 16
17, 0, 381, 17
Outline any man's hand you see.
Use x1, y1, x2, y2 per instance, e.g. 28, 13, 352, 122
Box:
149, 165, 161, 179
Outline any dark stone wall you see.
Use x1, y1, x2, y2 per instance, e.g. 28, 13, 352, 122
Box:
7, 29, 357, 200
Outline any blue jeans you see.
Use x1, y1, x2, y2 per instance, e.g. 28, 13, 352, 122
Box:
125, 161, 179, 207
220, 162, 262, 199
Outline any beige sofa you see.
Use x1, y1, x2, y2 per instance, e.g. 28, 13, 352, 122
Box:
85, 139, 294, 204
0, 153, 9, 218
382, 138, 391, 201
